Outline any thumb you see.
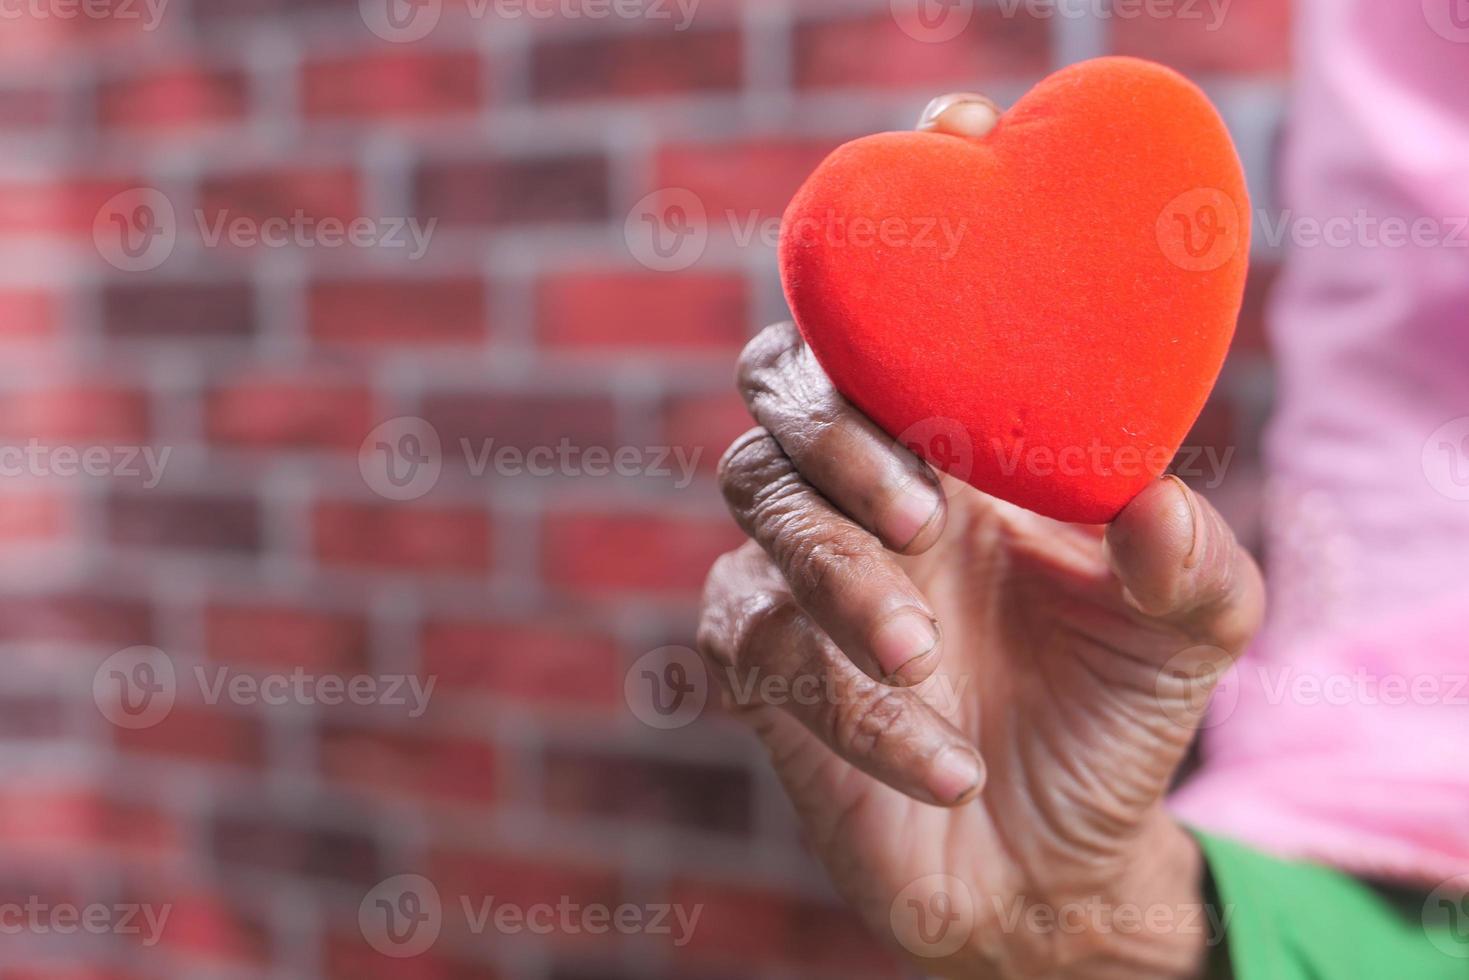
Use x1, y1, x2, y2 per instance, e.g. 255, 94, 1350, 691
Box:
1104, 475, 1265, 657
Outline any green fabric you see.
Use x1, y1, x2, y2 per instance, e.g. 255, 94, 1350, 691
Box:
1194, 830, 1469, 979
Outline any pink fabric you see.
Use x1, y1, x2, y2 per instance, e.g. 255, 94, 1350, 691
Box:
1169, 2, 1469, 887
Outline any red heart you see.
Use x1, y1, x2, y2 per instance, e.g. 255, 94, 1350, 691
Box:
779, 57, 1250, 524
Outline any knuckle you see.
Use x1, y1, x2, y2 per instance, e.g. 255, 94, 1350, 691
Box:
775, 525, 872, 602
735, 322, 801, 394
716, 428, 782, 505
831, 684, 910, 758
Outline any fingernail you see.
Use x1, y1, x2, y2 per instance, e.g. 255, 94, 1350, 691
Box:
1165, 474, 1202, 568
872, 610, 939, 681
930, 746, 985, 805
887, 481, 941, 552
918, 94, 963, 128
918, 95, 1000, 135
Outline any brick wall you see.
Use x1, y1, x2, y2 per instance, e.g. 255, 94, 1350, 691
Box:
0, 0, 1288, 976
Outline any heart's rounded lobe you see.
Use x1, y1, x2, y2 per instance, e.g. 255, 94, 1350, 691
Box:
779, 56, 1250, 524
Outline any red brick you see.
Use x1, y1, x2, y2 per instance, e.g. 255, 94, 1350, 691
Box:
325, 935, 500, 980
0, 384, 149, 442
115, 705, 268, 768
0, 595, 151, 647
415, 155, 609, 227
205, 603, 369, 673
668, 880, 899, 974
0, 87, 60, 128
0, 178, 143, 236
532, 29, 741, 101
0, 693, 70, 737
102, 281, 256, 341
309, 278, 487, 346
0, 289, 57, 342
319, 724, 496, 804
0, 492, 67, 545
197, 167, 362, 228
544, 748, 751, 834
1235, 260, 1279, 354
420, 620, 620, 708
541, 512, 742, 596
426, 850, 620, 932
206, 379, 374, 449
130, 885, 271, 968
303, 51, 482, 118
661, 389, 749, 477
96, 65, 249, 131
211, 812, 381, 885
655, 141, 835, 222
108, 493, 259, 552
421, 392, 619, 455
537, 271, 747, 352
1109, 0, 1292, 75
312, 500, 492, 573
0, 791, 178, 855
794, 9, 1050, 88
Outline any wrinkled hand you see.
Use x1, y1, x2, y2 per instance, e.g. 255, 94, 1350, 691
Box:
696, 96, 1264, 980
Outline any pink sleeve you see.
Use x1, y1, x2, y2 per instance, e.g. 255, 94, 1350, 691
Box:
1169, 1, 1469, 888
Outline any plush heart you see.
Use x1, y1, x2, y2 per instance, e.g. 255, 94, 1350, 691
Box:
779, 56, 1249, 524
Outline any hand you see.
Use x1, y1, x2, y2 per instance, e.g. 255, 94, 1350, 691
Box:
696, 96, 1265, 980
